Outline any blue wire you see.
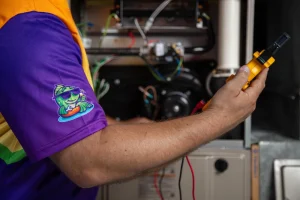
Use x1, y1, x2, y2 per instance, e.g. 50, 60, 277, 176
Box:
150, 65, 166, 81
176, 67, 182, 76
149, 57, 182, 81
87, 22, 94, 27
175, 58, 182, 76
144, 99, 150, 104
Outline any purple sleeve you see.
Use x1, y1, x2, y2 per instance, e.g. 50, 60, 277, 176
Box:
0, 12, 107, 161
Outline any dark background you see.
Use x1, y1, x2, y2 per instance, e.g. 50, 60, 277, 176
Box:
252, 0, 300, 139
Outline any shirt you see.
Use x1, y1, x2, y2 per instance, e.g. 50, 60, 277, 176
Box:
0, 9, 107, 200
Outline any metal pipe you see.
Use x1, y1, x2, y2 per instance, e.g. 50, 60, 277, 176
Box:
217, 0, 241, 70
244, 0, 256, 149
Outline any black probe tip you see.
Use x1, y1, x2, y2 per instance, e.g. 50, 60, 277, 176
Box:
275, 32, 291, 48
267, 32, 291, 56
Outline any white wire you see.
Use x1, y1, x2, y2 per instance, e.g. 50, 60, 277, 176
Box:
134, 18, 147, 44
151, 0, 172, 19
98, 83, 110, 100
144, 0, 172, 33
99, 79, 106, 90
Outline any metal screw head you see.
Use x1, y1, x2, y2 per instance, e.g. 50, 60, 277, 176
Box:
161, 90, 167, 95
114, 79, 120, 85
173, 105, 180, 113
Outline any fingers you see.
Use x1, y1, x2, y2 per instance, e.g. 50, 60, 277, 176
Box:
226, 66, 250, 95
245, 68, 269, 98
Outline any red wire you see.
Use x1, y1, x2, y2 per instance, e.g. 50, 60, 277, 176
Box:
128, 32, 136, 48
154, 171, 164, 200
191, 100, 206, 115
184, 99, 206, 200
185, 156, 196, 200
154, 100, 205, 200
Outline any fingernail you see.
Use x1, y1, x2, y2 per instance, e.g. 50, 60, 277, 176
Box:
239, 66, 249, 73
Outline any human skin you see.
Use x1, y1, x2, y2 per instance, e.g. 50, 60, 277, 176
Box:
51, 66, 268, 188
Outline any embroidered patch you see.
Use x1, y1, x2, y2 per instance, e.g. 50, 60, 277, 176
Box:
53, 84, 94, 122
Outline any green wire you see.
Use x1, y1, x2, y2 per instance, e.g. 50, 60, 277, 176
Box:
92, 57, 113, 88
141, 56, 183, 82
99, 13, 118, 47
168, 57, 183, 78
96, 80, 104, 99
140, 56, 163, 81
147, 66, 163, 81
76, 23, 89, 37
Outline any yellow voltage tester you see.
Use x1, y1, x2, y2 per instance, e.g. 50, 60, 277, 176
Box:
202, 32, 291, 111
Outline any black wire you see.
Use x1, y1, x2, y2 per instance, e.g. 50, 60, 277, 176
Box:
207, 18, 216, 51
159, 168, 166, 200
178, 157, 185, 200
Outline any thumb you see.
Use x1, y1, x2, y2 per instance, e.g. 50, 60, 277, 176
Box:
229, 65, 250, 90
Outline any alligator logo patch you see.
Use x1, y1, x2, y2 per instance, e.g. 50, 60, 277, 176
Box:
53, 84, 94, 122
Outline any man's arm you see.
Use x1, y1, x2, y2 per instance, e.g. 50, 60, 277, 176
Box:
51, 66, 268, 188
52, 110, 222, 187
0, 13, 266, 189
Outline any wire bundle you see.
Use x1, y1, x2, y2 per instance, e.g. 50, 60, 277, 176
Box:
140, 56, 183, 82
133, 0, 184, 83
153, 100, 205, 200
91, 56, 114, 100
139, 86, 159, 120
154, 168, 166, 200
178, 100, 206, 200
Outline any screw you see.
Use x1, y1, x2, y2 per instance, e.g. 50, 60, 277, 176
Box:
161, 90, 167, 95
114, 79, 120, 85
173, 105, 180, 113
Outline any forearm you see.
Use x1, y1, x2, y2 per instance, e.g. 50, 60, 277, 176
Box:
54, 64, 267, 188
52, 110, 227, 187
101, 114, 220, 174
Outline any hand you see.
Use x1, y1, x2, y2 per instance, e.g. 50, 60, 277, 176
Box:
207, 65, 268, 131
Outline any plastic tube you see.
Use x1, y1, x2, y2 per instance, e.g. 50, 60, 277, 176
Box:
217, 0, 241, 70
